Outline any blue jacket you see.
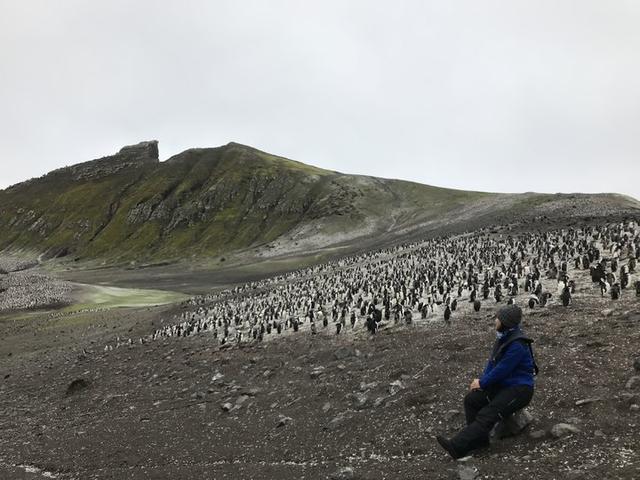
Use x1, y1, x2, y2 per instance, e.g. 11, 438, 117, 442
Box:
479, 327, 535, 389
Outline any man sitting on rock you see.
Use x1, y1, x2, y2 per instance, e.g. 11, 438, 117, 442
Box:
436, 304, 536, 459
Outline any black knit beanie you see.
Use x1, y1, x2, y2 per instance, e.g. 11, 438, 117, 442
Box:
497, 304, 522, 329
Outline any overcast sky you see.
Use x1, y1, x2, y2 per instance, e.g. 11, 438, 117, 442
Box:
1, 1, 639, 199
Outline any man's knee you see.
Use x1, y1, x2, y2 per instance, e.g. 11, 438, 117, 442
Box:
464, 390, 488, 409
488, 386, 534, 420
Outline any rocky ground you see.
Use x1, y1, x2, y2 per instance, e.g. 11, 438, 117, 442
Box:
0, 262, 638, 479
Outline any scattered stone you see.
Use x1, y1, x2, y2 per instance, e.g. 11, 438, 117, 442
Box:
334, 347, 356, 360
388, 380, 405, 395
374, 396, 387, 407
351, 392, 370, 410
575, 397, 601, 406
310, 366, 325, 379
626, 376, 640, 390
630, 404, 640, 412
445, 409, 461, 422
221, 402, 233, 412
360, 381, 378, 392
550, 423, 580, 438
457, 464, 479, 480
325, 412, 349, 431
322, 402, 332, 412
277, 415, 293, 427
330, 466, 354, 480
602, 309, 614, 317
619, 393, 639, 404
240, 387, 261, 396
66, 378, 91, 395
529, 429, 547, 440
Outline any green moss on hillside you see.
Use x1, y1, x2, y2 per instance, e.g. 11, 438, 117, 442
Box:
2, 141, 637, 266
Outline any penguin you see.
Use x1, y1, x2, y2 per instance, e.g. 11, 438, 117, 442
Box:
444, 305, 451, 324
560, 286, 571, 307
599, 279, 609, 296
494, 288, 502, 303
404, 309, 413, 325
610, 283, 620, 300
451, 298, 458, 311
540, 292, 552, 306
473, 299, 481, 312
366, 315, 376, 334
620, 268, 629, 289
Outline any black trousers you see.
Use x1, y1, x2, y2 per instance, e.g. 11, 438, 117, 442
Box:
450, 384, 533, 456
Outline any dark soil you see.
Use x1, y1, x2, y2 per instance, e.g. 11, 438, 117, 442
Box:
0, 264, 639, 479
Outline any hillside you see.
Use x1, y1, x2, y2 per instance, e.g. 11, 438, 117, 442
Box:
1, 141, 639, 267
0, 224, 639, 479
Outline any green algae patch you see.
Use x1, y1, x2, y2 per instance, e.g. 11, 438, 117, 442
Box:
65, 284, 188, 312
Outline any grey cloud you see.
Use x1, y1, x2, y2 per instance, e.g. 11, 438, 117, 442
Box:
0, 0, 638, 199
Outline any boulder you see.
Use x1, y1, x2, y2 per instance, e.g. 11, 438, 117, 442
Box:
66, 378, 91, 395
550, 423, 580, 438
492, 409, 533, 439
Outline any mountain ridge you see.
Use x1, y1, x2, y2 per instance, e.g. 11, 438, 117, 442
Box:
0, 141, 639, 267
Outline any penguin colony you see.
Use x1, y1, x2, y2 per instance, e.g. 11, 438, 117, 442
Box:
111, 222, 639, 350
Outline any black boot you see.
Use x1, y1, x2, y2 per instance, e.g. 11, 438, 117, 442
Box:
436, 435, 463, 460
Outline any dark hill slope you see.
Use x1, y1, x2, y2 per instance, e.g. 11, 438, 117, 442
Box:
0, 141, 639, 265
